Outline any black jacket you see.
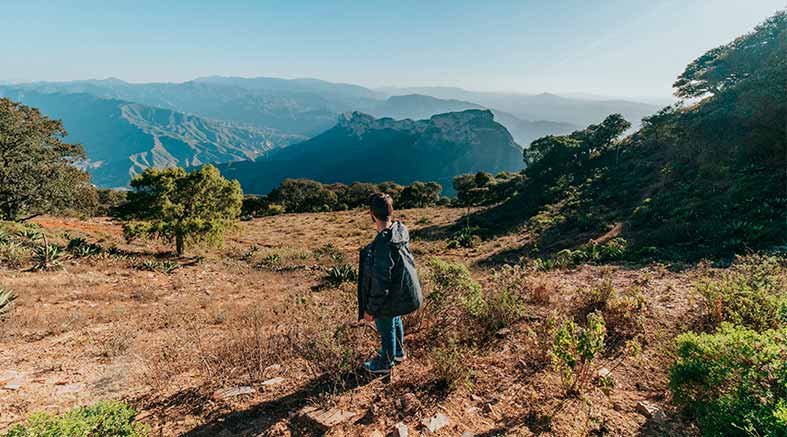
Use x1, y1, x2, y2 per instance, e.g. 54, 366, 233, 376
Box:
357, 221, 423, 320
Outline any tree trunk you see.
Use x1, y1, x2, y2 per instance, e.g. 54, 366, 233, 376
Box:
175, 234, 184, 257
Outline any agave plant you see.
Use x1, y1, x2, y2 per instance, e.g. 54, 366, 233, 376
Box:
16, 228, 42, 241
137, 259, 160, 272
325, 264, 357, 287
32, 242, 64, 271
0, 229, 10, 245
159, 260, 180, 274
67, 237, 102, 258
0, 287, 17, 317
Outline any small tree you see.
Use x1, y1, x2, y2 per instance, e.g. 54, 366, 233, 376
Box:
0, 98, 96, 221
398, 181, 442, 208
120, 165, 242, 256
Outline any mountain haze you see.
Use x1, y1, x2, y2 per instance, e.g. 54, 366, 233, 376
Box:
0, 88, 301, 187
379, 86, 661, 128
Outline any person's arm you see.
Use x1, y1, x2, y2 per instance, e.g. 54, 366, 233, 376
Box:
366, 240, 395, 316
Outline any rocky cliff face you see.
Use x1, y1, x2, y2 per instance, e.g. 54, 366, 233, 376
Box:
217, 109, 524, 195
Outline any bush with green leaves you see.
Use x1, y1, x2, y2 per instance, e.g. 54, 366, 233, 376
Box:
426, 258, 483, 314
426, 258, 530, 336
479, 265, 528, 332
551, 312, 606, 394
119, 165, 243, 256
696, 254, 786, 331
4, 400, 148, 436
669, 324, 787, 436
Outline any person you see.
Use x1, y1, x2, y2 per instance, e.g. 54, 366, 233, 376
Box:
357, 193, 423, 374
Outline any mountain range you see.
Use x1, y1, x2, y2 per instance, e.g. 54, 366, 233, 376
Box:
218, 109, 523, 195
1, 76, 662, 190
0, 88, 301, 187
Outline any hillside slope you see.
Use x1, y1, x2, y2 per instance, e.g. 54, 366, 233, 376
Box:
218, 109, 523, 195
0, 89, 301, 187
466, 11, 787, 260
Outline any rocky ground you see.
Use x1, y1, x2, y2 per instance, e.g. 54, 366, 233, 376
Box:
0, 208, 710, 436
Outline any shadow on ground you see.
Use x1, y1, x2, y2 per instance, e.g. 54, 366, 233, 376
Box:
146, 370, 375, 436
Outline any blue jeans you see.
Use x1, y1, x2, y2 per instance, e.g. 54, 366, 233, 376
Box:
375, 316, 404, 363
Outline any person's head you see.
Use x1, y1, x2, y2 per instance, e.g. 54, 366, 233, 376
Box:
368, 192, 394, 224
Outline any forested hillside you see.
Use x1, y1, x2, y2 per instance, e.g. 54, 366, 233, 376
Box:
463, 11, 786, 260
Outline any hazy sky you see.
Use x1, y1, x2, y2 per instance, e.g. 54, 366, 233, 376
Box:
1, 0, 783, 99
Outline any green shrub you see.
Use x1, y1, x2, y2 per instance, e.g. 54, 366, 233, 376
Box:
426, 258, 484, 319
264, 203, 286, 216
480, 265, 528, 332
551, 312, 606, 394
669, 324, 787, 436
432, 339, 473, 391
579, 276, 646, 347
447, 225, 479, 249
4, 400, 148, 436
696, 254, 786, 331
427, 259, 528, 335
258, 253, 282, 270
0, 241, 27, 268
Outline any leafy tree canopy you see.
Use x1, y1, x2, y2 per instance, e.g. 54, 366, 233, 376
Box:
0, 98, 95, 220
674, 10, 786, 99
119, 165, 242, 255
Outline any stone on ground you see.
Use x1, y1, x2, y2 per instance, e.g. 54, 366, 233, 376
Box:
421, 412, 450, 433
212, 386, 255, 399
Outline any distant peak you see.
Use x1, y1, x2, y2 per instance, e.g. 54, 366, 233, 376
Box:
430, 108, 493, 121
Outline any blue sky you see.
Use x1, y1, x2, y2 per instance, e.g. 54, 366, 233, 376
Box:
1, 0, 783, 99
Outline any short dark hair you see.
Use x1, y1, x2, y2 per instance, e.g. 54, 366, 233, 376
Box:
368, 192, 394, 221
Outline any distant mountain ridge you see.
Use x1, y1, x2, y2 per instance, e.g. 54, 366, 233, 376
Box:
2, 76, 661, 190
377, 86, 661, 128
217, 109, 523, 195
0, 88, 302, 187
366, 93, 578, 145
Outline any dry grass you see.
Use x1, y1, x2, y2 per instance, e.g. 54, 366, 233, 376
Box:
0, 208, 746, 436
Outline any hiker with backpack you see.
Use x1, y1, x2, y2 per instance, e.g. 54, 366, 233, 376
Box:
358, 193, 423, 375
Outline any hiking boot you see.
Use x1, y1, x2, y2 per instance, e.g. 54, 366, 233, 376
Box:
364, 357, 393, 375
